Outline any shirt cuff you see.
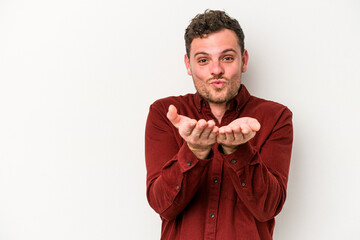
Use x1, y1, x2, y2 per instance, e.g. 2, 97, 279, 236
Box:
177, 143, 213, 173
221, 142, 257, 172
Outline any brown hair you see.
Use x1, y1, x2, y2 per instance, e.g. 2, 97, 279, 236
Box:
184, 10, 245, 57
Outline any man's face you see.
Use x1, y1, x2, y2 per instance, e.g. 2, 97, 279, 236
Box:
185, 29, 249, 105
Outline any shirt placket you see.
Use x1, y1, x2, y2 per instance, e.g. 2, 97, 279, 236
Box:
204, 147, 223, 240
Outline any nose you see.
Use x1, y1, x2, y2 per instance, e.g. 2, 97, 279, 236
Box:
210, 60, 224, 77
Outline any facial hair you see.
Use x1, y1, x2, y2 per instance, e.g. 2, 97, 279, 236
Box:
194, 76, 241, 104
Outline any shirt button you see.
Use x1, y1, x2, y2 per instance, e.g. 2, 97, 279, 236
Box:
176, 185, 180, 190
230, 159, 237, 164
213, 178, 218, 183
187, 161, 192, 166
241, 182, 246, 187
210, 213, 215, 218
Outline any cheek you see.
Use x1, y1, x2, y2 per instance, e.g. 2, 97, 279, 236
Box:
230, 71, 242, 88
231, 67, 242, 80
192, 70, 207, 81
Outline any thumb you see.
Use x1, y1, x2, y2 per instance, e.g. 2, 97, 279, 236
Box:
167, 105, 181, 128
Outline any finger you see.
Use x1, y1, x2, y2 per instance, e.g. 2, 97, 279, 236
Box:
190, 119, 208, 139
232, 125, 241, 134
232, 125, 244, 142
201, 119, 216, 138
179, 119, 197, 137
225, 126, 235, 142
219, 126, 234, 142
232, 125, 242, 139
166, 105, 181, 128
209, 126, 219, 141
207, 119, 216, 128
219, 126, 226, 135
242, 131, 256, 142
224, 125, 233, 134
247, 118, 261, 132
217, 127, 226, 142
240, 124, 252, 135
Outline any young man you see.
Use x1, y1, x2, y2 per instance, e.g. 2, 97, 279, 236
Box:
145, 10, 293, 240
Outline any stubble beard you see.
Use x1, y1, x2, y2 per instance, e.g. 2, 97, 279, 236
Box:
195, 78, 241, 104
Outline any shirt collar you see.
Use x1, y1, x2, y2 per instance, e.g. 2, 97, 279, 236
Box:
194, 84, 251, 113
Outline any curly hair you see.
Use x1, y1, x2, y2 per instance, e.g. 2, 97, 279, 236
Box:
184, 10, 245, 57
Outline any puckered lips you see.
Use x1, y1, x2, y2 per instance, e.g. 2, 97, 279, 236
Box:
209, 79, 226, 89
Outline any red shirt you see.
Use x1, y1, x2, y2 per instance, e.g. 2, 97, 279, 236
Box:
145, 85, 293, 240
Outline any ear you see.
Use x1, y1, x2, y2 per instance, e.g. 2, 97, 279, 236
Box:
241, 49, 249, 73
184, 54, 192, 76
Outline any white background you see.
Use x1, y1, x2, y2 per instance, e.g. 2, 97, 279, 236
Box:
1, 0, 360, 239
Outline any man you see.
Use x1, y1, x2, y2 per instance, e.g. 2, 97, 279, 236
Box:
145, 10, 293, 240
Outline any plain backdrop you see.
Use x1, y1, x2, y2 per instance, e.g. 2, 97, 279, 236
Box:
1, 0, 360, 239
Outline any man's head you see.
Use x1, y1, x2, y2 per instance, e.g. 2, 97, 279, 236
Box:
184, 10, 249, 105
185, 10, 245, 58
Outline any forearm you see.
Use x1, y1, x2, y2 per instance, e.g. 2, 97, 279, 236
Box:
146, 143, 211, 220
146, 100, 220, 220
223, 144, 288, 221
221, 112, 293, 222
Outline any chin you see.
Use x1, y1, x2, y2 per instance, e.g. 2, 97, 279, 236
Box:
208, 99, 227, 104
206, 95, 229, 104
197, 87, 236, 104
210, 91, 238, 104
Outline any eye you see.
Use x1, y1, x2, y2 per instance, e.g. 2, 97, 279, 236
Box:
223, 56, 234, 62
197, 58, 208, 65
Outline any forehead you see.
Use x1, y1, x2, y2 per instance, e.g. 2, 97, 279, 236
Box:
190, 29, 241, 57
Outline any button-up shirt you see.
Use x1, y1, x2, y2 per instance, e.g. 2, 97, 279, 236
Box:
145, 85, 293, 240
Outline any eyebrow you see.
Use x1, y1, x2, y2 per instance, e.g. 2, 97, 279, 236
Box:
222, 48, 237, 54
193, 48, 237, 57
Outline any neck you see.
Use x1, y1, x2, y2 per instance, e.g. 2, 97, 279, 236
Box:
208, 102, 230, 124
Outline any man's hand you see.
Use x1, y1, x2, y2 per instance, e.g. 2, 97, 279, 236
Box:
217, 117, 261, 155
167, 105, 218, 159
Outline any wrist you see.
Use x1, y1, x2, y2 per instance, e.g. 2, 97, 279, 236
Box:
187, 143, 212, 159
220, 144, 239, 155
